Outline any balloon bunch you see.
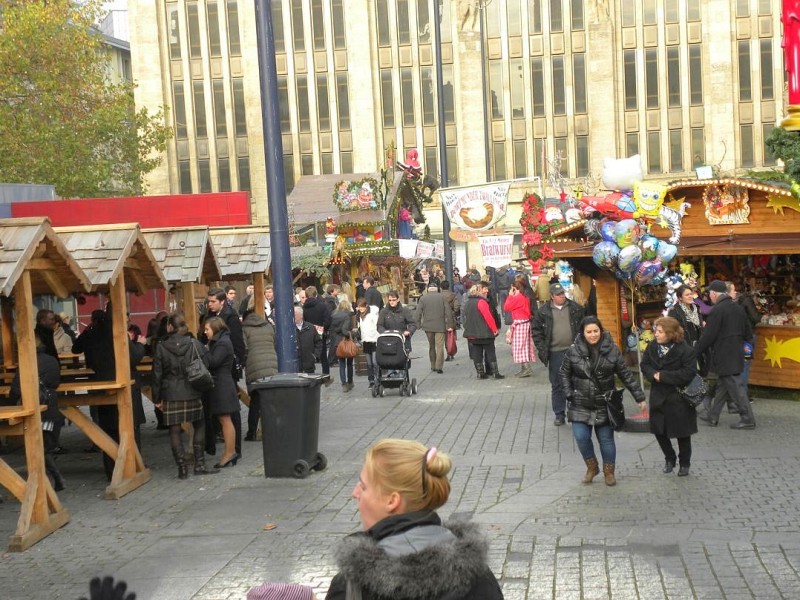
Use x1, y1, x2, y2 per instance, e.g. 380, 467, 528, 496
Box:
591, 218, 678, 286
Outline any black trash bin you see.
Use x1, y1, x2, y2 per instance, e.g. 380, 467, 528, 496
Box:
249, 373, 328, 478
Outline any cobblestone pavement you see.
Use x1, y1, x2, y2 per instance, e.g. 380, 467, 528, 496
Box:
2, 340, 800, 599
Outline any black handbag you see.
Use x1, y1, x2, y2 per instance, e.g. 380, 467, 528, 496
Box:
186, 342, 214, 392
679, 374, 706, 408
589, 368, 625, 432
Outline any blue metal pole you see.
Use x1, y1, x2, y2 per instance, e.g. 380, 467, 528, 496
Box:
254, 0, 298, 372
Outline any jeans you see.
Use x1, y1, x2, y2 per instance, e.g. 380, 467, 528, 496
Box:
339, 357, 354, 384
572, 422, 616, 464
655, 433, 692, 467
548, 349, 568, 417
707, 373, 755, 424
362, 343, 377, 384
498, 290, 511, 324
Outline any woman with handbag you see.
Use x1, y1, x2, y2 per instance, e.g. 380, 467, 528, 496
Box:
503, 280, 536, 378
153, 314, 217, 478
559, 316, 646, 486
640, 316, 699, 477
330, 298, 357, 392
203, 317, 240, 468
355, 298, 379, 389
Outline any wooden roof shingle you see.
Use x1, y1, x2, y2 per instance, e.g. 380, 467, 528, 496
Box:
209, 226, 271, 279
142, 227, 222, 284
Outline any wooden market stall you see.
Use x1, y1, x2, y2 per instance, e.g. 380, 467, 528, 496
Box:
142, 227, 223, 332
56, 224, 167, 498
209, 226, 271, 319
0, 217, 90, 551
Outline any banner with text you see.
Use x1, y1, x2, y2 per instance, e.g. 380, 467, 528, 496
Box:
441, 183, 510, 231
479, 235, 515, 268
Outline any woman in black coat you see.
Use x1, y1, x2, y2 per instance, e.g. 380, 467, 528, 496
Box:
203, 317, 240, 469
640, 316, 699, 477
667, 284, 708, 374
560, 316, 646, 486
153, 314, 216, 478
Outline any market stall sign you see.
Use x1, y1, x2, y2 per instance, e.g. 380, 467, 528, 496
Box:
479, 235, 514, 268
703, 184, 750, 225
441, 182, 510, 231
333, 177, 381, 211
449, 226, 506, 242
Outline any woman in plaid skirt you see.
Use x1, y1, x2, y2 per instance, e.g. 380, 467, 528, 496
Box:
504, 280, 536, 377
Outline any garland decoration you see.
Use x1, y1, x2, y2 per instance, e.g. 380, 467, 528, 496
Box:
519, 192, 562, 270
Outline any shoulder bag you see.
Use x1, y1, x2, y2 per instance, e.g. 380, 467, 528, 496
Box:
589, 368, 626, 432
336, 335, 360, 359
186, 341, 214, 392
678, 374, 706, 408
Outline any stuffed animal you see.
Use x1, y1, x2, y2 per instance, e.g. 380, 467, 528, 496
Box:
638, 319, 655, 352
601, 155, 643, 191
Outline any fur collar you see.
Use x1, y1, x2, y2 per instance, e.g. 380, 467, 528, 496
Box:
334, 519, 489, 599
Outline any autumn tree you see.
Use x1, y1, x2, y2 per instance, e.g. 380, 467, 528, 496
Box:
0, 0, 172, 198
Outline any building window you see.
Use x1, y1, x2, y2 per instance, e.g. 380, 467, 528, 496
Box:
643, 0, 656, 25
736, 0, 749, 18
529, 0, 542, 34
513, 140, 527, 178
761, 39, 774, 100
198, 159, 211, 193
576, 136, 589, 177
647, 132, 661, 173
317, 74, 330, 132
510, 59, 525, 119
398, 0, 411, 44
236, 156, 250, 191
381, 70, 395, 128
689, 44, 703, 105
486, 1, 501, 37
669, 130, 683, 172
763, 124, 776, 165
278, 76, 291, 133
336, 73, 350, 130
290, 1, 304, 52
179, 160, 192, 193
187, 3, 201, 59
400, 69, 415, 127
167, 5, 181, 60
550, 0, 563, 32
282, 155, 294, 193
417, 0, 431, 42
301, 154, 313, 175
421, 67, 435, 125
507, 0, 522, 37
665, 0, 678, 23
667, 47, 680, 107
296, 76, 310, 132
493, 142, 507, 181
340, 151, 353, 173
173, 82, 188, 139
311, 0, 325, 50
691, 128, 704, 167
232, 78, 247, 136
332, 0, 346, 49
621, 1, 635, 27
376, 0, 391, 46
531, 58, 545, 117
272, 1, 285, 53
552, 56, 565, 115
626, 132, 639, 158
442, 64, 455, 123
227, 0, 241, 56
321, 153, 334, 174
446, 146, 458, 185
759, 0, 772, 14
555, 137, 569, 175
424, 147, 437, 178
207, 2, 222, 58
218, 159, 231, 192
687, 0, 700, 20
738, 40, 752, 102
645, 48, 658, 109
212, 80, 227, 137
573, 53, 586, 113
624, 49, 637, 110
740, 125, 754, 167
489, 62, 504, 119
533, 138, 545, 176
571, 0, 584, 30
193, 81, 207, 138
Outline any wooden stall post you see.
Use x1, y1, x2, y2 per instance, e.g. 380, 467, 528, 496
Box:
181, 281, 198, 330
1, 296, 15, 370
253, 272, 265, 317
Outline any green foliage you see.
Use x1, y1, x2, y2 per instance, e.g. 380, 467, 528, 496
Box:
766, 127, 800, 181
0, 0, 172, 198
291, 250, 331, 280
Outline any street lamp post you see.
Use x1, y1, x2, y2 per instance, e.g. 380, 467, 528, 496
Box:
254, 0, 298, 372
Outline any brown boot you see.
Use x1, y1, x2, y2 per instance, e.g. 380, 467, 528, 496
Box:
582, 457, 600, 483
603, 463, 616, 486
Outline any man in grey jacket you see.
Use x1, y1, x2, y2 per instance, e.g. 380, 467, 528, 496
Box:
416, 283, 454, 373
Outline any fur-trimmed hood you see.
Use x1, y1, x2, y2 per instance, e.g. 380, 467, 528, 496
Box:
331, 513, 501, 600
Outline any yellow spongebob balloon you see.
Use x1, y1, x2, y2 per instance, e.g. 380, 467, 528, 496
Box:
633, 181, 668, 219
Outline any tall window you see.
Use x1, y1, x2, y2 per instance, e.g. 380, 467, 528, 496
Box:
179, 161, 192, 193
424, 147, 437, 178
621, 2, 635, 26
238, 157, 251, 191
376, 0, 391, 46
317, 74, 330, 132
626, 132, 639, 158
218, 159, 231, 191
740, 125, 754, 167
198, 159, 211, 192
446, 146, 459, 185
400, 68, 414, 126
167, 4, 181, 60
272, 2, 285, 53
291, 1, 304, 52
736, 0, 749, 18
442, 65, 455, 123
489, 62, 504, 119
761, 39, 774, 100
687, 0, 700, 20
643, 0, 657, 25
187, 3, 201, 59
493, 142, 507, 181
624, 50, 637, 110
669, 130, 683, 172
296, 75, 310, 132
301, 154, 313, 175
759, 0, 772, 13
321, 153, 333, 174
381, 70, 395, 128
340, 152, 353, 173
665, 0, 678, 23
212, 80, 227, 137
571, 0, 584, 30
207, 3, 221, 58
533, 139, 545, 176
550, 0, 563, 32
193, 81, 207, 137
689, 45, 703, 105
552, 56, 566, 115
763, 124, 776, 165
529, 0, 542, 34
418, 0, 430, 42
576, 136, 589, 177
573, 54, 586, 113
282, 155, 294, 193
531, 58, 545, 117
227, 0, 241, 56
513, 140, 527, 178
645, 48, 658, 108
421, 67, 435, 125
311, 0, 325, 50
336, 73, 351, 129
507, 0, 522, 36
667, 47, 680, 107
510, 59, 525, 118
173, 82, 187, 139
691, 128, 705, 167
555, 138, 568, 174
232, 78, 247, 136
397, 0, 410, 45
647, 132, 661, 173
738, 40, 752, 102
278, 76, 290, 133
332, 0, 346, 49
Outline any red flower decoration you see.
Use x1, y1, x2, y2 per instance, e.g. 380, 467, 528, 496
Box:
522, 231, 542, 246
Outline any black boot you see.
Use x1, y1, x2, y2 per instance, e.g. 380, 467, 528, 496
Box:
474, 362, 488, 379
193, 444, 218, 475
172, 448, 189, 479
490, 362, 505, 379
45, 454, 66, 492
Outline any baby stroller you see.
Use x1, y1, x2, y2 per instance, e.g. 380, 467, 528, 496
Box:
372, 331, 417, 397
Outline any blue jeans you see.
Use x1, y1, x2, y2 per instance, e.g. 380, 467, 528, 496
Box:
572, 422, 616, 464
741, 339, 754, 388
548, 349, 568, 417
339, 357, 354, 384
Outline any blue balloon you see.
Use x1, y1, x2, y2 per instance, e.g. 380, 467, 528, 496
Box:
592, 241, 620, 270
640, 235, 660, 261
636, 260, 662, 285
656, 242, 678, 266
600, 221, 617, 243
614, 269, 632, 281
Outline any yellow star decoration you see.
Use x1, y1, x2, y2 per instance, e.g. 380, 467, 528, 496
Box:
766, 193, 800, 216
664, 195, 687, 211
763, 335, 800, 368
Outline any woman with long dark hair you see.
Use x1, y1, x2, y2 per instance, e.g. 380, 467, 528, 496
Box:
203, 316, 240, 468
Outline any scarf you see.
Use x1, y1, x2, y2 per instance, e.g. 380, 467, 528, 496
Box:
680, 302, 701, 327
657, 343, 673, 358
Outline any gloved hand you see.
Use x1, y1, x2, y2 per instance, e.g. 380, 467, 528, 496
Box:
79, 576, 136, 600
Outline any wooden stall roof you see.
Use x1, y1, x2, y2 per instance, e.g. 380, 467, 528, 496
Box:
142, 227, 222, 284
55, 223, 166, 292
209, 226, 271, 278
0, 217, 91, 297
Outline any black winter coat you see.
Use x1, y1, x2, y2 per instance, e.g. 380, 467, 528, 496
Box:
364, 286, 384, 310
205, 330, 240, 415
303, 297, 332, 331
532, 300, 584, 365
329, 309, 355, 353
694, 295, 753, 376
296, 321, 321, 372
152, 332, 208, 403
10, 350, 61, 423
377, 303, 417, 336
640, 340, 698, 438
559, 332, 645, 425
326, 511, 503, 600
242, 313, 278, 384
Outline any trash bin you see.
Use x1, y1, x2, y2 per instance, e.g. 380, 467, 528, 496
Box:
249, 373, 328, 478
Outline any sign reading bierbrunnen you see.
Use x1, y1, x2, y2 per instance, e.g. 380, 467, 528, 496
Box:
441, 183, 511, 231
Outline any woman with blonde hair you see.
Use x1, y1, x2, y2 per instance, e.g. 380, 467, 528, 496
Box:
330, 298, 356, 392
326, 439, 503, 600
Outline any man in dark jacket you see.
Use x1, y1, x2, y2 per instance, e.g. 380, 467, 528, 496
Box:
242, 298, 278, 441
440, 281, 459, 361
728, 281, 760, 401
532, 283, 585, 426
696, 280, 755, 429
303, 286, 332, 375
494, 265, 514, 325
294, 307, 322, 374
363, 276, 384, 311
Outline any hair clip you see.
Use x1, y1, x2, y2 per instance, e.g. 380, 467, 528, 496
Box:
425, 447, 438, 464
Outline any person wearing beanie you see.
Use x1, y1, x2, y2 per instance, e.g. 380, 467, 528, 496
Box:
695, 280, 756, 429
